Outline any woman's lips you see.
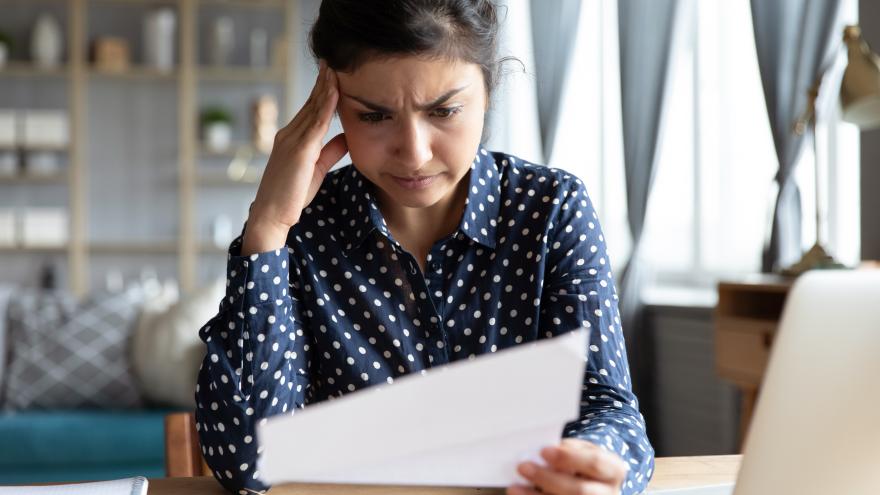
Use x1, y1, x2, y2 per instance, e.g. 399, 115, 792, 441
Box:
391, 174, 439, 190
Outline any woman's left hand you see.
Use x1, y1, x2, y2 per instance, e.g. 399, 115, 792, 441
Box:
509, 438, 628, 495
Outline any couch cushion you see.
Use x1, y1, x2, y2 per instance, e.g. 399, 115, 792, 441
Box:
2, 287, 145, 410
0, 463, 165, 484
132, 278, 222, 408
0, 410, 169, 470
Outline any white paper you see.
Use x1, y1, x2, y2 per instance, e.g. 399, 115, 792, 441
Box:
0, 477, 148, 495
258, 327, 589, 487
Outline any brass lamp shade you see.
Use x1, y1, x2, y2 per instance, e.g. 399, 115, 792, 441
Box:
841, 25, 880, 129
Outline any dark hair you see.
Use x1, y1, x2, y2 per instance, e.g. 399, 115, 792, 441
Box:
309, 0, 503, 97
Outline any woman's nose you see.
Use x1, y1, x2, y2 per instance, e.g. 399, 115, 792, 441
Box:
393, 118, 433, 170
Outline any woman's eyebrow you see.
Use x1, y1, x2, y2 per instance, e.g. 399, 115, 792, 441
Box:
343, 85, 469, 113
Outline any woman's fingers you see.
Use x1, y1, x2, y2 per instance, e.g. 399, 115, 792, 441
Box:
315, 133, 348, 175
517, 462, 584, 495
286, 64, 338, 146
517, 460, 616, 495
542, 441, 628, 484
283, 60, 329, 134
306, 67, 339, 140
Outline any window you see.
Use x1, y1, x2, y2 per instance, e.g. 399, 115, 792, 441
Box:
553, 0, 860, 293
490, 0, 861, 296
549, 0, 632, 272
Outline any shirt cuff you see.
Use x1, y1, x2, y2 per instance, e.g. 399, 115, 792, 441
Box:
222, 233, 290, 314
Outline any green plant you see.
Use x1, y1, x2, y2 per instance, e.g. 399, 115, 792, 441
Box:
0, 31, 13, 51
200, 106, 233, 126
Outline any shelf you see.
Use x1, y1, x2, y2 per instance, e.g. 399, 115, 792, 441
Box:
198, 169, 261, 186
0, 171, 69, 184
89, 241, 178, 254
0, 0, 294, 295
198, 66, 285, 83
3, 242, 235, 255
199, 243, 229, 254
198, 142, 269, 158
0, 245, 67, 254
88, 66, 178, 81
0, 144, 70, 153
0, 62, 70, 78
91, 0, 179, 5
1, 243, 235, 257
199, 0, 285, 9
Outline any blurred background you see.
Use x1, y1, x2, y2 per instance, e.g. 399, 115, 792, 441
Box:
0, 0, 878, 484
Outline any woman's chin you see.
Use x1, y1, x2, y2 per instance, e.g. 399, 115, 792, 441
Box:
379, 178, 449, 208
386, 189, 444, 209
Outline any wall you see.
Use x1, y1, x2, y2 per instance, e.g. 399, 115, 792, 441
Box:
642, 304, 740, 456
860, 1, 880, 260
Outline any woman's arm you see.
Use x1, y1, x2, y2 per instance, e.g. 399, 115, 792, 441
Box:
537, 179, 655, 495
195, 222, 313, 494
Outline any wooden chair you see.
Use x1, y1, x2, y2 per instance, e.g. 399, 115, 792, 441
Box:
164, 412, 212, 477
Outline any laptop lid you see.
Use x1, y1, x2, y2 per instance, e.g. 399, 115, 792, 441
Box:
733, 270, 880, 495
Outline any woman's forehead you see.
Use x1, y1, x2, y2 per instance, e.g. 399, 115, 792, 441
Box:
336, 56, 483, 102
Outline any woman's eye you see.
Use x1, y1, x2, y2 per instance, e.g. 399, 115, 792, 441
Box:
359, 112, 387, 124
431, 106, 462, 119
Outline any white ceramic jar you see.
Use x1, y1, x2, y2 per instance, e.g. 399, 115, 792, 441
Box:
31, 14, 63, 69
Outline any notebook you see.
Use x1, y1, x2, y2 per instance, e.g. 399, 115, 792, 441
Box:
0, 477, 148, 495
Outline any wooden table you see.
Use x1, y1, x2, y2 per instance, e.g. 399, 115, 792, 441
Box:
146, 455, 741, 494
715, 275, 793, 448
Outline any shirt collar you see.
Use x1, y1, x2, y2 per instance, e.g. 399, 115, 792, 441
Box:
458, 147, 501, 249
336, 146, 501, 256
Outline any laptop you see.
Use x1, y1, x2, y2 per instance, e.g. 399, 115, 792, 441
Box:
653, 269, 880, 495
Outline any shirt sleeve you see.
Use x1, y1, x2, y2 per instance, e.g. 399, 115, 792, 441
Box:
194, 221, 313, 494
539, 179, 655, 495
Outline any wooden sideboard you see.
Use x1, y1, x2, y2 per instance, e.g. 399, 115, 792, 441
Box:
714, 274, 794, 449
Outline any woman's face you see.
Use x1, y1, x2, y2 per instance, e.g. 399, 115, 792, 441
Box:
335, 56, 487, 210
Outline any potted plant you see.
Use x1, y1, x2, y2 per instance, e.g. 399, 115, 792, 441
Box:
0, 31, 12, 69
201, 106, 233, 152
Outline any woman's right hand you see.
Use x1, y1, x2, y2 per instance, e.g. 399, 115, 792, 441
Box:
244, 60, 348, 252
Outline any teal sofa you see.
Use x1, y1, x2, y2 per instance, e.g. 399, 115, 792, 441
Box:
0, 410, 171, 483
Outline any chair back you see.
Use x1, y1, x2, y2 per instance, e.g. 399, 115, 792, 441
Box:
164, 412, 211, 477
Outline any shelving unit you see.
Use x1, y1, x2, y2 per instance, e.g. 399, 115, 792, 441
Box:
0, 0, 295, 297
0, 62, 70, 77
0, 172, 69, 183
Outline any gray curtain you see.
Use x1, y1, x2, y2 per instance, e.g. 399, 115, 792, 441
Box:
530, 0, 583, 162
616, 0, 680, 428
750, 0, 845, 272
617, 0, 680, 332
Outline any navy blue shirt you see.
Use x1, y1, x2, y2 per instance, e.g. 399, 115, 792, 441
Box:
195, 147, 655, 494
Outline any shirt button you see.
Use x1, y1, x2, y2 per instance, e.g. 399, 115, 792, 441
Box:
431, 262, 440, 272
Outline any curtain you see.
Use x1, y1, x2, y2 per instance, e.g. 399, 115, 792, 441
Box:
616, 0, 681, 422
617, 0, 681, 331
470, 0, 585, 166
530, 0, 583, 163
483, 0, 544, 163
750, 0, 845, 272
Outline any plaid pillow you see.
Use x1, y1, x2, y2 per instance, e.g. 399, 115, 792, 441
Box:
2, 286, 145, 410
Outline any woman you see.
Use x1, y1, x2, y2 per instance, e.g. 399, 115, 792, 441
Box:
195, 1, 654, 494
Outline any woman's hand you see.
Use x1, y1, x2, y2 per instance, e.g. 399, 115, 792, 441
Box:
509, 439, 628, 495
250, 60, 348, 235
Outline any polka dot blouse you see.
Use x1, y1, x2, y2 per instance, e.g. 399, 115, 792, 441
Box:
195, 148, 655, 495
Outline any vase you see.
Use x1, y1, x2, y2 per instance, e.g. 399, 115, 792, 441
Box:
249, 28, 268, 68
204, 122, 231, 152
31, 14, 63, 69
210, 17, 234, 66
144, 8, 176, 72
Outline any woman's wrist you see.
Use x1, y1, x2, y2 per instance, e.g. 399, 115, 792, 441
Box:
241, 217, 293, 257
